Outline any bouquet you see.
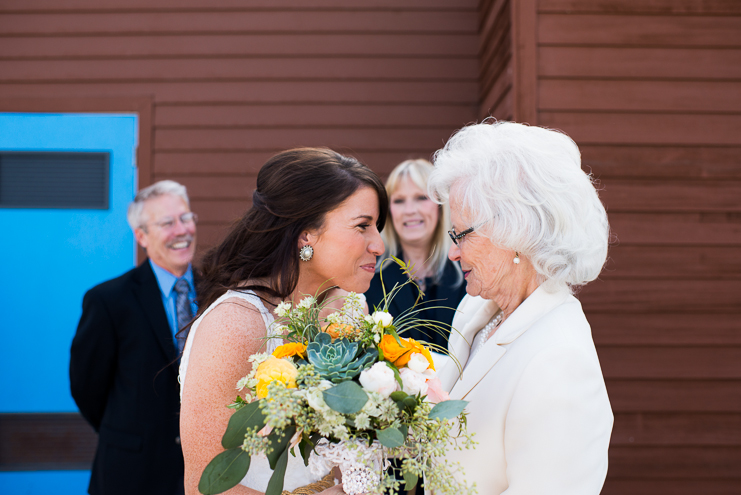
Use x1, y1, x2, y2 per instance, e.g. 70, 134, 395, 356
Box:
198, 260, 476, 495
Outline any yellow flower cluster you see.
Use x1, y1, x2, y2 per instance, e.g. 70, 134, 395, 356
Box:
272, 342, 307, 359
254, 356, 298, 399
378, 334, 435, 371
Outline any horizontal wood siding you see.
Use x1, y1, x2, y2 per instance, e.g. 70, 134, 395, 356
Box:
0, 0, 480, 251
534, 0, 741, 493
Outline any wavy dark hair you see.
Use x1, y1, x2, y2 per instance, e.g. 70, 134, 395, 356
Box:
196, 147, 388, 313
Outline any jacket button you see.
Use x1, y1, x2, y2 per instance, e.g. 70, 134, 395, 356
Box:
175, 436, 181, 445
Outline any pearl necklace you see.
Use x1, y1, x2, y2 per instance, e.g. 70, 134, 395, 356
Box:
475, 311, 504, 353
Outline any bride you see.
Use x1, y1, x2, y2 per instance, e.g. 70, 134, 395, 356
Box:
179, 148, 388, 495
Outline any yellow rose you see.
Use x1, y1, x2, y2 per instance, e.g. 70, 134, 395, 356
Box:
378, 335, 435, 371
254, 356, 299, 399
272, 342, 307, 360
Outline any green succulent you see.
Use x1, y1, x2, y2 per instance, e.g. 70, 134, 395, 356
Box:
305, 332, 378, 383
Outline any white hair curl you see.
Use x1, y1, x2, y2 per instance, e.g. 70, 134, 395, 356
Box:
428, 121, 609, 293
126, 180, 190, 231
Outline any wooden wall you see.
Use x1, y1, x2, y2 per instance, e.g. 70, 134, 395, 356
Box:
477, 0, 741, 493
0, 0, 480, 471
0, 0, 481, 252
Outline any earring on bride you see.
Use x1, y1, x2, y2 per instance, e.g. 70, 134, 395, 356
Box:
513, 251, 520, 264
299, 245, 314, 262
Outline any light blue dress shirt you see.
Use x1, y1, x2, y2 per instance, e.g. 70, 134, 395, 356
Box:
149, 260, 198, 344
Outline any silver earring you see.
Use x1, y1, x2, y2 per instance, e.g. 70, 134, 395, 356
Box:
513, 252, 520, 264
299, 245, 314, 262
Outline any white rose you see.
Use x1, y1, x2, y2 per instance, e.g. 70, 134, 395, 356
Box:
305, 380, 333, 412
359, 362, 399, 398
407, 353, 430, 373
372, 311, 393, 327
399, 368, 429, 396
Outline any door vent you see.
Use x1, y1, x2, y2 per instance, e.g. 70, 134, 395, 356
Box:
0, 152, 109, 209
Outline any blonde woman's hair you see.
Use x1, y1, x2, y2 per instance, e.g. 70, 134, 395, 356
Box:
378, 159, 461, 284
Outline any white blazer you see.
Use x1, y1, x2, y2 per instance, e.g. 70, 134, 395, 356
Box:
437, 286, 613, 495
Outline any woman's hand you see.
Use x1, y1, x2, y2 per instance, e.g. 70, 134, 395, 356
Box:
317, 484, 346, 495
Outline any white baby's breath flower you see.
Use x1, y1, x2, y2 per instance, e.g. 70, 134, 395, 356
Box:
359, 362, 399, 398
272, 324, 289, 336
407, 352, 430, 373
364, 314, 375, 325
373, 333, 381, 343
326, 311, 342, 324
399, 367, 429, 396
371, 311, 393, 328
297, 296, 316, 309
274, 301, 292, 317
236, 375, 251, 391
248, 352, 269, 366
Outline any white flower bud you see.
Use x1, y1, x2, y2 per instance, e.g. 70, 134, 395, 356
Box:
407, 353, 430, 373
371, 311, 393, 327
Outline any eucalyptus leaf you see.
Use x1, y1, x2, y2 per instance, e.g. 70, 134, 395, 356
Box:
402, 396, 417, 415
221, 400, 266, 449
323, 380, 368, 414
389, 391, 408, 402
375, 427, 405, 448
403, 469, 419, 492
299, 434, 314, 467
265, 444, 289, 495
399, 424, 408, 439
266, 425, 296, 470
198, 448, 250, 495
429, 399, 468, 420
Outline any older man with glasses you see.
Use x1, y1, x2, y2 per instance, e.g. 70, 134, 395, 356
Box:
70, 180, 198, 495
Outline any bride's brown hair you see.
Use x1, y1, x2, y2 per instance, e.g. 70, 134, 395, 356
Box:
196, 147, 388, 313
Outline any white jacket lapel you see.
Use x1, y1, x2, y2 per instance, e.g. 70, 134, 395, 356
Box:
448, 287, 570, 400
438, 296, 500, 392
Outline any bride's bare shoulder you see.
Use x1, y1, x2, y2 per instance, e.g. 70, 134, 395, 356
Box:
195, 294, 271, 345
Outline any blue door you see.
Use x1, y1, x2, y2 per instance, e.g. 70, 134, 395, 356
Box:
0, 113, 138, 494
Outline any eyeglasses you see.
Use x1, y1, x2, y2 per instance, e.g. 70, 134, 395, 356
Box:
448, 226, 475, 245
145, 212, 198, 231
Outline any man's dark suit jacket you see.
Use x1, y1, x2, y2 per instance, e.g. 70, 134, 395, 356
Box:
365, 257, 467, 351
70, 261, 185, 495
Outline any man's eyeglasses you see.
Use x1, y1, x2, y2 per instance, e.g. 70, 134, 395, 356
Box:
448, 226, 475, 246
145, 212, 198, 231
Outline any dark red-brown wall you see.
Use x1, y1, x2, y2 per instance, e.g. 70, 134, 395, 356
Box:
479, 0, 741, 494
0, 0, 481, 252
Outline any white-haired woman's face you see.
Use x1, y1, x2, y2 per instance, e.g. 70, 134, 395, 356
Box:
447, 185, 524, 302
389, 176, 439, 249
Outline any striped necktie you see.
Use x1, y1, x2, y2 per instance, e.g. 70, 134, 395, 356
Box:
173, 278, 193, 353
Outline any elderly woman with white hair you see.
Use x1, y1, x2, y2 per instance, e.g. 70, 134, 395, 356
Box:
429, 121, 613, 494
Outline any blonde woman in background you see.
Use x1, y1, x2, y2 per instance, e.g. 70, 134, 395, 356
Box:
365, 159, 466, 355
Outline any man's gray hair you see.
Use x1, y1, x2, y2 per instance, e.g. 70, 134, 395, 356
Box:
428, 120, 610, 293
127, 180, 190, 231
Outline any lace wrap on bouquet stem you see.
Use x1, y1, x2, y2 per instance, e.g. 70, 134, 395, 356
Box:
309, 438, 389, 495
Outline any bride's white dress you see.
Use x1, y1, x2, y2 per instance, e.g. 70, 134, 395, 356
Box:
179, 290, 327, 492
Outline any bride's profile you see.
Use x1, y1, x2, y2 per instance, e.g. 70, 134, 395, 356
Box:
179, 148, 388, 494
